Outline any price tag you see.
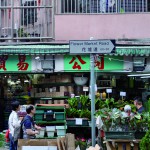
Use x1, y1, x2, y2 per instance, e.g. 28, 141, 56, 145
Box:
83, 86, 89, 92
75, 118, 83, 125
120, 92, 126, 96
106, 89, 112, 93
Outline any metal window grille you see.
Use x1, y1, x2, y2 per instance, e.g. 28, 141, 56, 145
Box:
0, 0, 54, 43
57, 0, 148, 14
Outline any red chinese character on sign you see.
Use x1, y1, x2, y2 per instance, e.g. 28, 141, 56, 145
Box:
0, 55, 8, 71
17, 55, 29, 71
94, 55, 104, 70
69, 55, 86, 70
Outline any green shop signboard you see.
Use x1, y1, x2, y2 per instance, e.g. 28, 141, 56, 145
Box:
64, 55, 124, 72
0, 55, 31, 72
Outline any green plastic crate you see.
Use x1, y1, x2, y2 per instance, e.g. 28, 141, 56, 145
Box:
105, 131, 135, 139
34, 114, 43, 121
36, 110, 44, 114
55, 112, 64, 120
67, 119, 89, 126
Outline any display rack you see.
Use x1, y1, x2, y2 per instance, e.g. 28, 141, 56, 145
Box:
35, 104, 67, 139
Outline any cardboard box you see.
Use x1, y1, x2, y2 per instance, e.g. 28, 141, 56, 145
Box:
30, 91, 34, 97
18, 139, 58, 150
52, 87, 57, 92
60, 86, 68, 92
60, 100, 64, 104
45, 88, 49, 92
50, 76, 56, 80
56, 76, 62, 82
65, 134, 75, 150
57, 137, 66, 150
48, 100, 53, 104
39, 88, 42, 92
61, 75, 72, 83
68, 86, 74, 92
41, 92, 46, 97
35, 93, 40, 98
45, 78, 50, 83
54, 100, 59, 104
50, 76, 56, 82
59, 92, 64, 97
34, 88, 37, 92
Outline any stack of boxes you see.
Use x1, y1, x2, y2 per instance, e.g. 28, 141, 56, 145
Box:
31, 74, 74, 104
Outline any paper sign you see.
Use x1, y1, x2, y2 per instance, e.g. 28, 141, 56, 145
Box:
120, 92, 126, 96
75, 118, 83, 125
106, 89, 112, 93
83, 86, 89, 92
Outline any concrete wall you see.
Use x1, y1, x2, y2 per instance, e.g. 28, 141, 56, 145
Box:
55, 13, 150, 41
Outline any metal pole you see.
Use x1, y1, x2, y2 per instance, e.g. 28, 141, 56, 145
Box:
0, 0, 1, 34
90, 53, 95, 147
11, 0, 14, 40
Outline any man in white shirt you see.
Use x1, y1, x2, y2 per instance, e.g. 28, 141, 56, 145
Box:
8, 101, 23, 150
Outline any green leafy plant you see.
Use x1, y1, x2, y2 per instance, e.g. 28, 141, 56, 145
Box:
67, 95, 91, 119
140, 129, 150, 150
68, 97, 78, 109
0, 133, 5, 147
66, 108, 80, 118
79, 109, 91, 120
79, 95, 89, 109
139, 113, 150, 150
75, 139, 87, 150
18, 28, 28, 37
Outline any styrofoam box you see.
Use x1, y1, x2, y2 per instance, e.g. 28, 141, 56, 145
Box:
22, 146, 49, 150
39, 128, 45, 136
57, 129, 65, 136
36, 134, 44, 138
47, 131, 55, 137
48, 146, 57, 150
56, 126, 67, 129
46, 126, 55, 131
22, 146, 57, 150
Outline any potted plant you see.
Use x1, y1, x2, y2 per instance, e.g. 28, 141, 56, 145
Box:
75, 138, 87, 150
134, 112, 149, 139
0, 133, 5, 148
66, 95, 91, 126
18, 28, 29, 42
140, 116, 150, 149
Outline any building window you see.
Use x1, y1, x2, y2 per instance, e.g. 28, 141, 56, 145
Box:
61, 0, 148, 13
21, 0, 37, 26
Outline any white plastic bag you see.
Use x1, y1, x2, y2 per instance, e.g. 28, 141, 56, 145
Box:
75, 145, 80, 150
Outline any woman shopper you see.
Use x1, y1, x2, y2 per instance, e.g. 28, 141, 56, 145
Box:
8, 101, 23, 150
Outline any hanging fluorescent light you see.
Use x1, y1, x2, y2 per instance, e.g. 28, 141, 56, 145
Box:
128, 74, 150, 77
35, 56, 40, 60
141, 76, 150, 78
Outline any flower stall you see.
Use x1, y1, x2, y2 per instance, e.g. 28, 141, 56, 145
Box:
66, 94, 150, 149
95, 98, 149, 140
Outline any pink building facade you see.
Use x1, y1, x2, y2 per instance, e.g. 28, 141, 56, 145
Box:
0, 0, 150, 42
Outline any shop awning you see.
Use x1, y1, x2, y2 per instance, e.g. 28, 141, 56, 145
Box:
0, 45, 150, 56
0, 45, 69, 54
116, 46, 150, 56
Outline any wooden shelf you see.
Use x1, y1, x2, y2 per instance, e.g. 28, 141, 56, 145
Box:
67, 125, 90, 127
32, 96, 69, 100
97, 80, 111, 81
36, 137, 57, 139
36, 106, 65, 110
35, 120, 66, 124
33, 82, 75, 87
97, 87, 112, 89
